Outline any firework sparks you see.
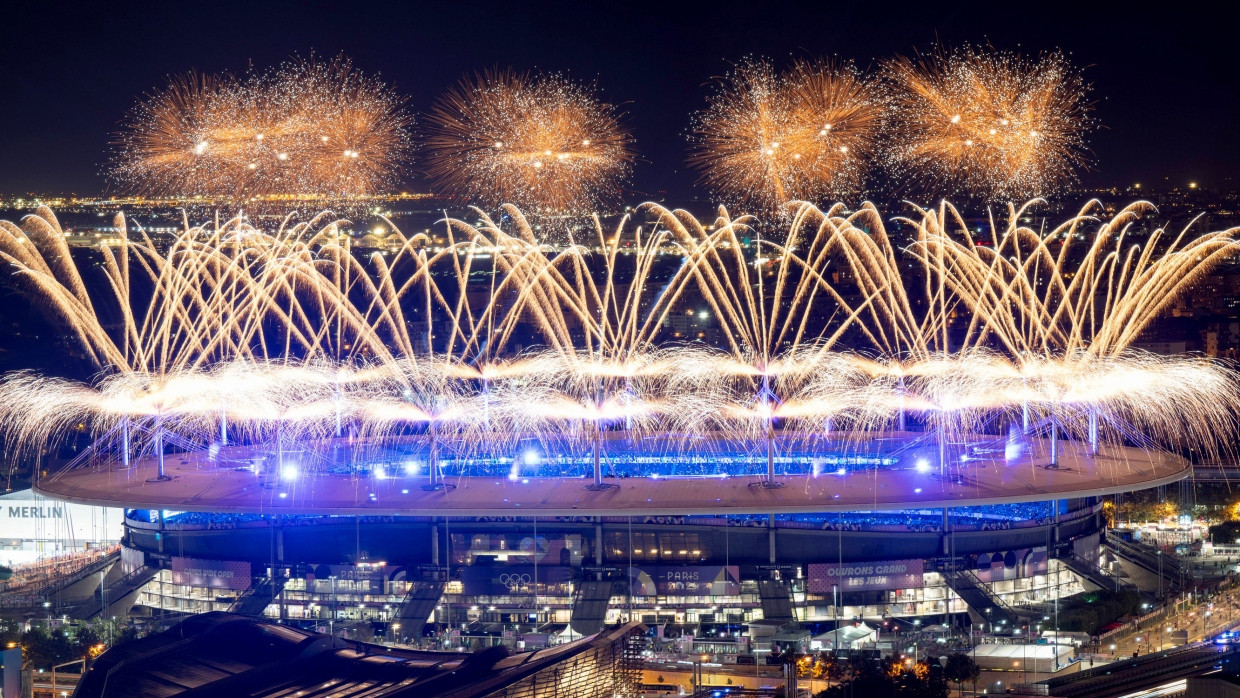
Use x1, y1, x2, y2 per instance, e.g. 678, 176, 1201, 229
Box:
0, 201, 1237, 476
883, 47, 1093, 199
424, 69, 633, 214
689, 58, 887, 213
109, 55, 413, 201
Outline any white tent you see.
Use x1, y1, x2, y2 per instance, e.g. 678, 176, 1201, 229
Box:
969, 643, 1074, 673
811, 623, 877, 650
551, 625, 587, 645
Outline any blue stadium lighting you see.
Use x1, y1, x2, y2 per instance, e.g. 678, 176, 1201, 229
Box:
280, 464, 298, 481
914, 487, 923, 493
915, 459, 931, 473
374, 465, 387, 480
522, 450, 540, 466
403, 460, 420, 475
836, 467, 847, 476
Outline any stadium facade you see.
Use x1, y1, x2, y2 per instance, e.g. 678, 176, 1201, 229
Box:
31, 428, 1151, 652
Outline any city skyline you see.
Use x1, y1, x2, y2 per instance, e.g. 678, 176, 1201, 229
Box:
0, 1, 1237, 198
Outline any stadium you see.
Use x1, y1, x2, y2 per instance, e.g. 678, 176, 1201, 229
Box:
38, 429, 1168, 643
3, 197, 1232, 659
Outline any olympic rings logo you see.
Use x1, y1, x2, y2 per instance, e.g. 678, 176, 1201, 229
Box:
499, 573, 532, 590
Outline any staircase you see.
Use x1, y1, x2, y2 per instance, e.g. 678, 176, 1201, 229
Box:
34, 550, 119, 602
1105, 537, 1183, 593
1058, 552, 1136, 592
396, 579, 446, 639
73, 566, 159, 619
757, 579, 795, 622
944, 569, 1024, 627
570, 579, 619, 636
229, 576, 286, 616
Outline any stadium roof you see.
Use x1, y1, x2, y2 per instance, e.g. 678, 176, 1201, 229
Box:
38, 437, 1189, 516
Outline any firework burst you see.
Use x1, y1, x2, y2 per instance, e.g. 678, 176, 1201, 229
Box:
424, 69, 633, 214
109, 55, 414, 201
883, 46, 1093, 199
1, 201, 1237, 474
689, 58, 888, 213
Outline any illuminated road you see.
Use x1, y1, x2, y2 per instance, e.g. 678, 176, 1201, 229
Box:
1037, 643, 1239, 698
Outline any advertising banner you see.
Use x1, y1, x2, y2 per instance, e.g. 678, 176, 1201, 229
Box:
459, 566, 572, 595
312, 564, 387, 593
808, 559, 924, 593
973, 547, 1047, 582
628, 565, 740, 596
170, 557, 252, 591
0, 489, 124, 565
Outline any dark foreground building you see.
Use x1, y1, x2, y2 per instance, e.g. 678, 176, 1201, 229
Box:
75, 612, 644, 697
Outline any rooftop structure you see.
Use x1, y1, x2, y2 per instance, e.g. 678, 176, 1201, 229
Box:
75, 612, 643, 697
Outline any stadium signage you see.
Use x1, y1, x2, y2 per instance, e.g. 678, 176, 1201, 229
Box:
6, 506, 62, 518
460, 566, 572, 596
807, 559, 924, 592
315, 564, 387, 593
171, 557, 252, 591
0, 489, 123, 567
629, 565, 740, 596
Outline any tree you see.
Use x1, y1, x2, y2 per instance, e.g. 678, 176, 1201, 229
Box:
815, 655, 897, 698
1210, 520, 1240, 544
72, 622, 102, 659
825, 654, 853, 687
19, 626, 75, 670
943, 653, 981, 696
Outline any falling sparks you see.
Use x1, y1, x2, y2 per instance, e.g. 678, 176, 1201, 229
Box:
689, 58, 888, 213
109, 55, 414, 201
883, 46, 1093, 199
0, 200, 1236, 470
424, 69, 633, 214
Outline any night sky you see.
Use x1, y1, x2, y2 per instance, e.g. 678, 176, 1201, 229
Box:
1, 0, 1235, 199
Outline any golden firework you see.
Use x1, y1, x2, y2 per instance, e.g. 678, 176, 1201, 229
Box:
883, 47, 1093, 199
689, 58, 887, 213
424, 69, 633, 214
109, 55, 413, 201
1, 201, 1238, 470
